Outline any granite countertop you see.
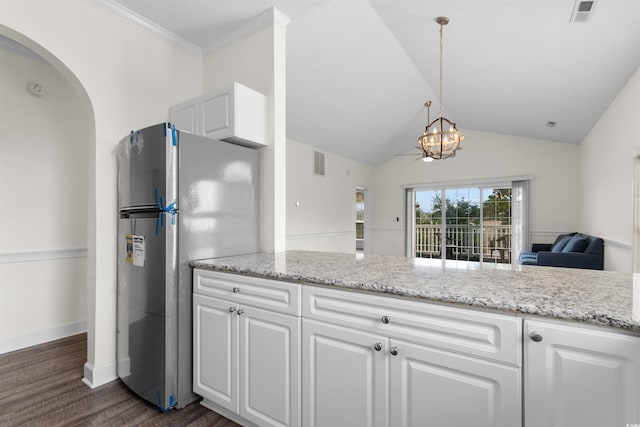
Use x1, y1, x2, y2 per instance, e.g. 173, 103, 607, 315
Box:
191, 250, 640, 333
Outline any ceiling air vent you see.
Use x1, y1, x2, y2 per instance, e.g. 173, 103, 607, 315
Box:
313, 151, 325, 176
570, 0, 596, 23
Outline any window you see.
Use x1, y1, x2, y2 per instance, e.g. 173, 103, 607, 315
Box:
408, 178, 529, 265
356, 190, 365, 254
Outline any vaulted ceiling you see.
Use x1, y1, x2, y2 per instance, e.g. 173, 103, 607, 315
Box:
109, 0, 640, 165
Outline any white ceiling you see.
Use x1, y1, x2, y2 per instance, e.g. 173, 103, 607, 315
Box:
110, 0, 640, 165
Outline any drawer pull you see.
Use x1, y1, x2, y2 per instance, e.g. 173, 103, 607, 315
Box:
233, 287, 240, 293
389, 347, 399, 356
373, 343, 383, 351
237, 310, 244, 316
229, 306, 237, 313
381, 315, 390, 324
529, 332, 543, 342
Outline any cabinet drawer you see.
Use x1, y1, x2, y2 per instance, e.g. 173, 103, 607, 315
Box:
303, 286, 521, 366
194, 269, 301, 316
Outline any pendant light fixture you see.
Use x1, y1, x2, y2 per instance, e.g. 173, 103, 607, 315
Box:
419, 16, 464, 162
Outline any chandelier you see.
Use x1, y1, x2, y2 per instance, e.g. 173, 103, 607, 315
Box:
419, 16, 464, 162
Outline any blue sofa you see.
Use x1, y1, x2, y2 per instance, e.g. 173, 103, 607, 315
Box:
519, 232, 604, 270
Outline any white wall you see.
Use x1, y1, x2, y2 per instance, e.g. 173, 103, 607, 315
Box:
202, 12, 287, 252
581, 66, 640, 273
287, 139, 373, 253
0, 1, 203, 386
0, 42, 88, 352
371, 130, 582, 256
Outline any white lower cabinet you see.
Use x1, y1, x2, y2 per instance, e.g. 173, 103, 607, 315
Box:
194, 271, 640, 427
524, 319, 640, 427
193, 270, 301, 427
302, 319, 389, 427
239, 305, 300, 427
302, 286, 522, 427
193, 294, 238, 413
389, 339, 521, 427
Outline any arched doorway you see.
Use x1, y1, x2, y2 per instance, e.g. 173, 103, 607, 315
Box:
0, 31, 94, 357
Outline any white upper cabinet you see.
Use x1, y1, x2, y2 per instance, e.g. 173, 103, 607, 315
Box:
170, 82, 267, 148
169, 99, 200, 135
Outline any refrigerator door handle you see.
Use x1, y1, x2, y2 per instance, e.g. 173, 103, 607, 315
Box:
119, 206, 162, 219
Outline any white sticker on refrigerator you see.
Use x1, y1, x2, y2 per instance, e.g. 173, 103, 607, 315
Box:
126, 234, 145, 267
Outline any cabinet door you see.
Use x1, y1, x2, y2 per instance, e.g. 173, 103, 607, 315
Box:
169, 98, 200, 134
302, 319, 388, 427
200, 83, 267, 147
525, 320, 640, 427
389, 340, 521, 427
239, 307, 301, 427
202, 90, 231, 139
193, 294, 238, 413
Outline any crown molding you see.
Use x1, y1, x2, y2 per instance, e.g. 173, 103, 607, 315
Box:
274, 7, 291, 28
203, 7, 290, 56
88, 0, 202, 58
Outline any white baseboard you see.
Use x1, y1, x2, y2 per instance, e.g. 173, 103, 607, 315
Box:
201, 399, 253, 426
0, 320, 87, 354
83, 360, 117, 389
117, 357, 131, 378
604, 239, 632, 253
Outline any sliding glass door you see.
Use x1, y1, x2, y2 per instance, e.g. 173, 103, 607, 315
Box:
444, 187, 481, 261
482, 187, 512, 263
414, 189, 443, 258
412, 186, 513, 264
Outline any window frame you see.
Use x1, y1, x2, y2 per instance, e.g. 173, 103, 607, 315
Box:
404, 176, 531, 265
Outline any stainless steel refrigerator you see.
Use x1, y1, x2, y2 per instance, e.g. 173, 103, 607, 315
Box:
116, 123, 260, 410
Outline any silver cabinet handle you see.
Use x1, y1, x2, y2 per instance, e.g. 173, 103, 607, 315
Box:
529, 332, 543, 342
374, 343, 383, 351
237, 309, 244, 316
381, 315, 390, 324
233, 287, 240, 293
229, 306, 237, 313
389, 347, 399, 356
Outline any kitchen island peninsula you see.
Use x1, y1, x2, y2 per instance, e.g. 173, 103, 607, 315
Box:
191, 251, 640, 427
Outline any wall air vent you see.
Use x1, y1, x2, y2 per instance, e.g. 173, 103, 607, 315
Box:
570, 0, 597, 23
313, 150, 325, 176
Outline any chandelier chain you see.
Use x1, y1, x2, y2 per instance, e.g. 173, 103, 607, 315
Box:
439, 21, 443, 118
417, 16, 463, 162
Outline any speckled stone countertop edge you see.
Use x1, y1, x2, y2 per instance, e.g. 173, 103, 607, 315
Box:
191, 252, 640, 334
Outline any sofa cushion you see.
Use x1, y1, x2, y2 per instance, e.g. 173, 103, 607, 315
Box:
584, 237, 605, 256
518, 252, 538, 263
562, 236, 589, 253
520, 257, 539, 265
551, 235, 573, 253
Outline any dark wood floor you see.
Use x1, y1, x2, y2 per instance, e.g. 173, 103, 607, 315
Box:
0, 334, 240, 426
